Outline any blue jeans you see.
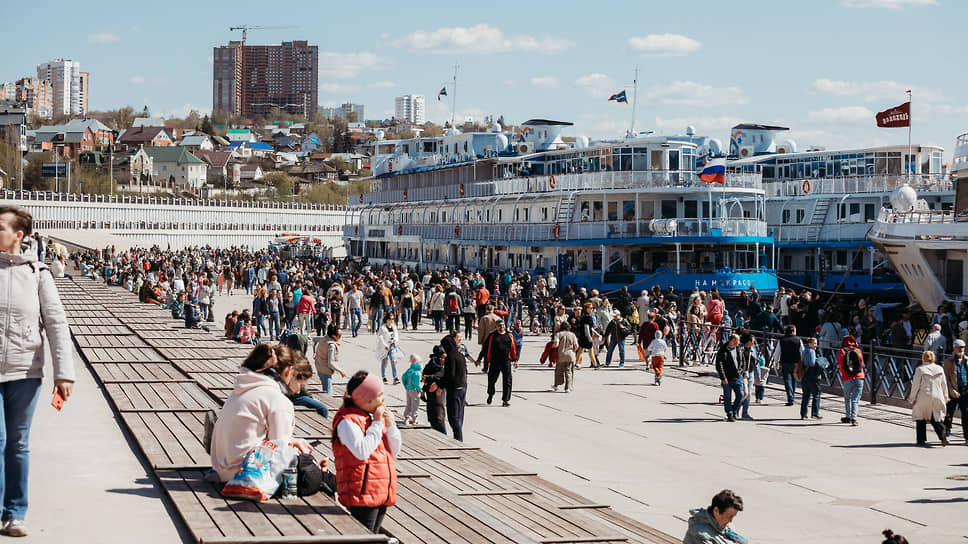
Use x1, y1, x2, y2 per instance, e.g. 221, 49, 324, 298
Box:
256, 314, 267, 338
268, 312, 281, 339
318, 373, 333, 396
739, 380, 751, 418
781, 366, 797, 404
381, 357, 398, 380
199, 302, 209, 321
291, 393, 328, 418
842, 378, 863, 420
605, 339, 625, 366
722, 378, 743, 418
350, 308, 363, 337
801, 379, 821, 417
371, 307, 384, 333
401, 308, 412, 329
0, 379, 42, 522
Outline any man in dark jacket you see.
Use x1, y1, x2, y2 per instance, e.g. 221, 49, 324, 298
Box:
476, 320, 517, 407
715, 334, 743, 422
772, 325, 804, 406
441, 331, 468, 441
421, 346, 447, 434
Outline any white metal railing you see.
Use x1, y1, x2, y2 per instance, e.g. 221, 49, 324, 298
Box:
0, 189, 346, 211
766, 174, 950, 197
876, 208, 955, 225
356, 170, 763, 206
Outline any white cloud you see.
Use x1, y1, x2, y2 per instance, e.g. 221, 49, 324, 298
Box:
628, 34, 701, 56
843, 0, 937, 8
130, 76, 145, 85
530, 77, 559, 88
164, 104, 211, 119
89, 32, 120, 43
575, 73, 616, 97
367, 81, 395, 89
647, 81, 748, 107
935, 104, 968, 114
812, 78, 943, 103
394, 24, 573, 54
318, 53, 387, 79
320, 83, 360, 94
807, 106, 875, 123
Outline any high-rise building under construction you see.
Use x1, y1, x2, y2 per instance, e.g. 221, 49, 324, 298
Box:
212, 40, 318, 120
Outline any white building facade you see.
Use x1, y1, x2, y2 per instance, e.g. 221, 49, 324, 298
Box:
394, 94, 425, 124
36, 59, 82, 116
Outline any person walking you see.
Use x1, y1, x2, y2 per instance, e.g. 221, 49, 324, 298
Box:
0, 206, 76, 537
477, 305, 502, 373
476, 320, 517, 407
332, 371, 401, 533
715, 334, 743, 422
837, 335, 865, 426
552, 322, 579, 393
604, 309, 631, 367
772, 325, 803, 406
908, 351, 950, 446
295, 290, 316, 335
376, 315, 401, 385
422, 346, 447, 435
267, 289, 282, 340
943, 339, 968, 444
736, 332, 758, 420
440, 330, 468, 441
576, 303, 600, 369
401, 355, 423, 426
345, 284, 364, 337
314, 324, 347, 396
429, 285, 446, 333
800, 337, 824, 420
646, 330, 668, 386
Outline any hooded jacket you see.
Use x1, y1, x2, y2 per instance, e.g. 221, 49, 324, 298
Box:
836, 335, 865, 382
908, 363, 949, 422
441, 335, 468, 389
210, 368, 294, 482
0, 251, 75, 384
682, 508, 734, 544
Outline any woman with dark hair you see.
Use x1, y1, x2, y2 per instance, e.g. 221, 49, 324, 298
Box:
210, 344, 315, 483
332, 371, 401, 533
0, 206, 75, 537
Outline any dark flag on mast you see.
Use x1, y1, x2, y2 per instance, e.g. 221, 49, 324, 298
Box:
437, 87, 447, 101
875, 101, 910, 128
608, 90, 628, 103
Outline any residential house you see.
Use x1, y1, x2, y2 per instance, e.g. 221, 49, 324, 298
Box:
288, 162, 337, 183
238, 163, 264, 182
117, 126, 173, 150
130, 145, 207, 191
191, 150, 234, 186
273, 134, 299, 150
35, 118, 114, 148
301, 133, 322, 154
226, 129, 255, 143
227, 141, 273, 158
32, 126, 94, 158
180, 134, 214, 151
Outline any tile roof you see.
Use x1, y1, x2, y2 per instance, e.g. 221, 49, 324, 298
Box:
191, 150, 232, 167
118, 126, 171, 143
142, 146, 206, 165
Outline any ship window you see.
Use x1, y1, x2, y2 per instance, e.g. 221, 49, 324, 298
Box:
796, 209, 805, 223
782, 255, 793, 271
661, 200, 677, 219
805, 255, 815, 271
684, 201, 698, 218
865, 204, 876, 221
836, 251, 848, 267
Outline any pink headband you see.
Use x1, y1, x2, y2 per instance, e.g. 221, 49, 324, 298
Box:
351, 373, 383, 406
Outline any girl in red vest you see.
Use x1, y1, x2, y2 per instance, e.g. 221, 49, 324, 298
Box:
332, 371, 401, 532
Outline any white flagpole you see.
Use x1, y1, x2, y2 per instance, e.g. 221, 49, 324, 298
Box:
630, 66, 639, 136
907, 89, 912, 182
451, 63, 459, 130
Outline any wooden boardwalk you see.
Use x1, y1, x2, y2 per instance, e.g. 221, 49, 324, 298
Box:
57, 277, 678, 544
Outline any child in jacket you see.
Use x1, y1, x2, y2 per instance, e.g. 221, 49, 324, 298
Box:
401, 354, 423, 425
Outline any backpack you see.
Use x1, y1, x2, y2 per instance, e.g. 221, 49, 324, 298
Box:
794, 359, 806, 381
843, 348, 863, 375
446, 293, 460, 313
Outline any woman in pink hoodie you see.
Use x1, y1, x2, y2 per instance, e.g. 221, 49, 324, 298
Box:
210, 344, 315, 482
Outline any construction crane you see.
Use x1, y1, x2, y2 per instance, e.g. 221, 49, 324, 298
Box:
228, 25, 297, 118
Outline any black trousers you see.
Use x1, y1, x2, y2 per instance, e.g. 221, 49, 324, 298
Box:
425, 391, 447, 435
944, 393, 968, 439
916, 416, 946, 445
446, 386, 466, 441
446, 314, 461, 332
487, 361, 513, 403
349, 505, 388, 533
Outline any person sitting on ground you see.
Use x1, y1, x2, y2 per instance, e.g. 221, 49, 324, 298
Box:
881, 529, 909, 544
332, 370, 401, 533
683, 489, 745, 544
224, 311, 240, 338
283, 337, 329, 418
210, 344, 315, 483
237, 316, 258, 345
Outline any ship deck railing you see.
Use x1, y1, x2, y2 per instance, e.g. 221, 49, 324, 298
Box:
358, 170, 763, 205
1, 189, 345, 211
765, 174, 950, 197
348, 217, 767, 242
876, 207, 955, 225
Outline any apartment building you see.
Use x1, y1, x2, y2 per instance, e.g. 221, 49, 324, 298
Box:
320, 102, 365, 122
0, 78, 53, 119
212, 40, 318, 120
394, 94, 425, 125
36, 59, 82, 116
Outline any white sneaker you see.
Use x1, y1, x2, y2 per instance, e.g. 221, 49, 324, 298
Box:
551, 386, 558, 392
2, 520, 27, 537
564, 388, 571, 393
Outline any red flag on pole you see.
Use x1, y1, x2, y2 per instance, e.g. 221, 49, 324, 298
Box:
875, 102, 911, 128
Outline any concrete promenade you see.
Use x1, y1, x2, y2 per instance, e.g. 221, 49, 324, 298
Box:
22, 286, 968, 543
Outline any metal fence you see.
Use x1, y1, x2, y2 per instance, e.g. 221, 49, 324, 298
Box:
673, 319, 923, 404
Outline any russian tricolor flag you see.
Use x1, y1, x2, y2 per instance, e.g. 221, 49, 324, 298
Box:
700, 157, 726, 184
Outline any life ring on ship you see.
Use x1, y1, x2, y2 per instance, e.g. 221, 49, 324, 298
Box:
454, 225, 460, 238
802, 180, 811, 194
459, 183, 465, 197
403, 188, 408, 200
549, 175, 557, 189
552, 222, 561, 239
388, 160, 393, 173
354, 225, 358, 235
397, 225, 403, 236
359, 194, 364, 203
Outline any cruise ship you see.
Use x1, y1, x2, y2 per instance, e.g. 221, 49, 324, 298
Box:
346, 120, 777, 295
727, 124, 949, 295
871, 131, 968, 311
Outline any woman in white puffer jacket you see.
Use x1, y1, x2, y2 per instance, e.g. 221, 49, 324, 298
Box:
0, 206, 75, 537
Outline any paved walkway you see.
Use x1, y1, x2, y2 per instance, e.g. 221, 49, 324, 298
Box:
25, 286, 968, 542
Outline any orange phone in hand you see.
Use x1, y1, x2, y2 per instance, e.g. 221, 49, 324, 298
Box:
51, 390, 66, 411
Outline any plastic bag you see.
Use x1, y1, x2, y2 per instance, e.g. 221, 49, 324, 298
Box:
222, 440, 296, 502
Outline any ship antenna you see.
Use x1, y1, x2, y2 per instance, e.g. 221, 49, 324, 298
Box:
630, 65, 639, 136
451, 62, 459, 130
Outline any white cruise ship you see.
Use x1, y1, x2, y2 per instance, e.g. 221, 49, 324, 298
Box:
347, 120, 777, 295
871, 131, 968, 310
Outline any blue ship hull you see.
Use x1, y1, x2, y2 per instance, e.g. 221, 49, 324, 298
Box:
563, 269, 778, 296
777, 272, 905, 294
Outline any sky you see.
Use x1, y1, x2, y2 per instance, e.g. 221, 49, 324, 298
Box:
5, 0, 966, 155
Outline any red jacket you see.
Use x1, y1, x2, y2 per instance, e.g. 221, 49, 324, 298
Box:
475, 287, 490, 307
296, 294, 315, 314
332, 406, 397, 508
540, 340, 558, 366
836, 336, 865, 382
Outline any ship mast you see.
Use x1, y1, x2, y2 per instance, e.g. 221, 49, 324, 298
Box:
451, 63, 459, 130
630, 65, 639, 136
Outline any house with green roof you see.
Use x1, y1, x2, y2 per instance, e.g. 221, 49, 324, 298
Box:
226, 129, 255, 143
129, 145, 207, 191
